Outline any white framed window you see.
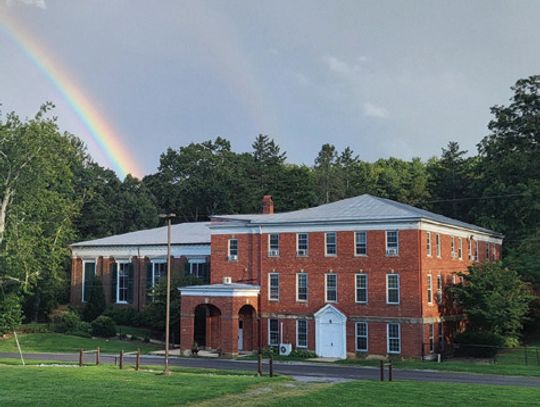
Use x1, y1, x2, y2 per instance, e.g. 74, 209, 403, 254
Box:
452, 274, 457, 285
355, 273, 368, 303
325, 273, 337, 302
269, 273, 279, 301
355, 231, 367, 256
82, 260, 96, 303
296, 272, 308, 302
325, 232, 337, 256
268, 233, 279, 257
485, 242, 490, 260
427, 274, 433, 305
387, 323, 401, 354
458, 238, 463, 260
296, 319, 308, 348
268, 319, 279, 346
436, 234, 441, 257
116, 261, 130, 304
386, 274, 400, 304
355, 322, 368, 352
296, 233, 308, 256
436, 275, 443, 304
188, 260, 209, 282
151, 261, 166, 287
385, 231, 399, 256
426, 232, 432, 257
451, 237, 456, 259
492, 244, 497, 260
228, 239, 238, 261
429, 324, 434, 353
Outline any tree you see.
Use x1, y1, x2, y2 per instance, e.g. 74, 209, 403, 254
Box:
314, 144, 343, 203
452, 262, 532, 341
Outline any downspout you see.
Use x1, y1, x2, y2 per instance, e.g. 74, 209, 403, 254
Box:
417, 228, 424, 359
258, 226, 263, 353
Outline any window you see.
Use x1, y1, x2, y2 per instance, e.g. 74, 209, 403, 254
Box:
296, 272, 308, 302
296, 320, 308, 348
386, 274, 400, 304
189, 261, 209, 282
82, 260, 96, 303
426, 232, 432, 256
427, 274, 433, 304
468, 239, 473, 260
387, 323, 401, 354
355, 232, 367, 256
116, 262, 131, 304
429, 324, 434, 353
436, 234, 441, 257
458, 238, 463, 259
325, 232, 337, 256
152, 261, 166, 287
356, 322, 368, 352
436, 275, 443, 304
268, 233, 279, 257
297, 233, 308, 256
451, 237, 456, 258
268, 319, 279, 346
386, 231, 399, 256
438, 323, 444, 350
325, 273, 337, 302
475, 240, 479, 261
269, 273, 279, 301
486, 242, 490, 261
492, 245, 497, 260
452, 274, 457, 285
228, 239, 238, 260
355, 273, 368, 303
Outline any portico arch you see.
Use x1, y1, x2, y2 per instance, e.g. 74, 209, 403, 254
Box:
193, 304, 222, 349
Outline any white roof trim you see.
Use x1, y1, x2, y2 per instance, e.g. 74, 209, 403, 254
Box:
179, 284, 260, 298
314, 304, 347, 320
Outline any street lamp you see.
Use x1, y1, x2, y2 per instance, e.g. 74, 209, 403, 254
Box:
159, 213, 176, 375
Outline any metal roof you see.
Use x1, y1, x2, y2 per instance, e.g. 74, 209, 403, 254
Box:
213, 194, 501, 236
71, 222, 211, 247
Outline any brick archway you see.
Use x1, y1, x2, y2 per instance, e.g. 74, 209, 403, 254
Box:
238, 304, 256, 352
193, 304, 222, 349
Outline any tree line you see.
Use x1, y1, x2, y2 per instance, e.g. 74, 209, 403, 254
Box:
0, 76, 538, 332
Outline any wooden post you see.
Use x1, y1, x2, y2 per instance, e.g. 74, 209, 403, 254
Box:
136, 349, 141, 371
119, 350, 124, 369
96, 347, 100, 365
379, 360, 384, 381
388, 362, 393, 382
257, 352, 262, 376
269, 353, 273, 377
79, 348, 83, 367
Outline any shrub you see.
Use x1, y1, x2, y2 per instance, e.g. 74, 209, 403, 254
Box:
289, 349, 317, 359
104, 308, 142, 327
91, 316, 117, 338
81, 277, 106, 322
51, 311, 82, 334
0, 293, 23, 335
454, 331, 505, 358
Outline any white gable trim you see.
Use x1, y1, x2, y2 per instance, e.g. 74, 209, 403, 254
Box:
71, 244, 210, 259
314, 304, 347, 321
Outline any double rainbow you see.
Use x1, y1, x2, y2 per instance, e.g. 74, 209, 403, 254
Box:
0, 16, 142, 179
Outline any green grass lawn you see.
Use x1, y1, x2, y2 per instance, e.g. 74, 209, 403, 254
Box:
0, 333, 161, 354
0, 364, 537, 407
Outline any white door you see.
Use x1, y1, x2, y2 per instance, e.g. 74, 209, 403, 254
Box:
238, 320, 244, 351
319, 321, 344, 358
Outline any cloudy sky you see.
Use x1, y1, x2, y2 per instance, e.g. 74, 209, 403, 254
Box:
1, 1, 539, 178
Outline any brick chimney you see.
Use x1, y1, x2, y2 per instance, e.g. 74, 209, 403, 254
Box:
262, 195, 274, 214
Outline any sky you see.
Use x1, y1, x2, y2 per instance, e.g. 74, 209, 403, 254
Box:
1, 0, 539, 179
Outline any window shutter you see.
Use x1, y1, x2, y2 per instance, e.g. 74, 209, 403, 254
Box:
127, 262, 134, 304
146, 262, 153, 302
184, 259, 190, 276
110, 262, 118, 303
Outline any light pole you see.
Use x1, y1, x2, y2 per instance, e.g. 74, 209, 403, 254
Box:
159, 213, 176, 375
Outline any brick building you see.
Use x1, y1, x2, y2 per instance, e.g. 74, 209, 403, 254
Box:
70, 194, 502, 359
179, 194, 502, 359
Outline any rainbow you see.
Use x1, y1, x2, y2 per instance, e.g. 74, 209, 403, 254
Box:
0, 16, 141, 179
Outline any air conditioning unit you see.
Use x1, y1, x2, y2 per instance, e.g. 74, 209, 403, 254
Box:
297, 249, 307, 256
228, 254, 238, 261
223, 276, 232, 284
386, 248, 398, 256
268, 249, 279, 257
279, 343, 292, 356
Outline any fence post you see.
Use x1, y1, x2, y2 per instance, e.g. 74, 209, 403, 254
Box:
257, 352, 262, 376
119, 350, 124, 370
379, 360, 384, 381
269, 353, 273, 377
96, 347, 100, 365
136, 349, 140, 371
79, 348, 83, 367
388, 361, 393, 382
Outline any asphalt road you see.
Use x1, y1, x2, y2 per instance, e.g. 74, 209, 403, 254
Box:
1, 352, 539, 388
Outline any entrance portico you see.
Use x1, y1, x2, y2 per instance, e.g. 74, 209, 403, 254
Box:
179, 283, 260, 357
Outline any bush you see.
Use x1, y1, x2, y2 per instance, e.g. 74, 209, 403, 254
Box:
91, 316, 117, 338
289, 349, 317, 359
0, 293, 23, 335
51, 310, 82, 334
81, 277, 106, 322
104, 308, 142, 327
454, 331, 505, 358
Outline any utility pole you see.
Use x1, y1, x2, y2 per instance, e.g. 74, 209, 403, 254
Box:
159, 213, 176, 375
